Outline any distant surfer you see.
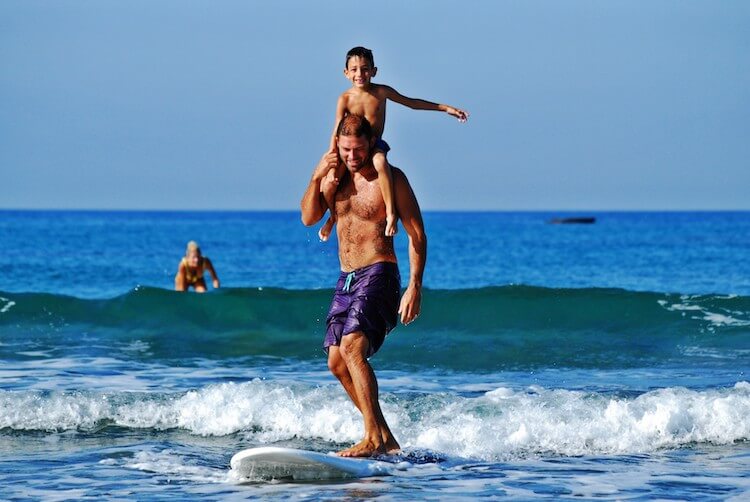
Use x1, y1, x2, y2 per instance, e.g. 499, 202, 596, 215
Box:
174, 241, 220, 292
317, 46, 467, 241
301, 114, 427, 457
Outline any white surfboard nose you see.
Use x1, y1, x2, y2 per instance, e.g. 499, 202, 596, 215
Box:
230, 446, 396, 481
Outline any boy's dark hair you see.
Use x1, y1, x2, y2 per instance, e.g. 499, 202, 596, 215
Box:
336, 114, 373, 140
345, 46, 374, 68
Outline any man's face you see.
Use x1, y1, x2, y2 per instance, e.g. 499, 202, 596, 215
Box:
186, 250, 201, 267
337, 134, 372, 172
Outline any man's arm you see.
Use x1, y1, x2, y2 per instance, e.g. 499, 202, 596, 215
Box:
301, 150, 340, 226
204, 258, 220, 289
392, 168, 427, 325
382, 85, 468, 122
174, 262, 187, 291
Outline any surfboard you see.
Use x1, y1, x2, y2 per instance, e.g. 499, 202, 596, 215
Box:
230, 446, 398, 481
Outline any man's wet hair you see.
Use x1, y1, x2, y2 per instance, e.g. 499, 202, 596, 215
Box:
336, 114, 373, 140
345, 46, 374, 68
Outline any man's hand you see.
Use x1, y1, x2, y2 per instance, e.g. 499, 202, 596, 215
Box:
302, 150, 340, 227
398, 284, 422, 325
313, 151, 340, 182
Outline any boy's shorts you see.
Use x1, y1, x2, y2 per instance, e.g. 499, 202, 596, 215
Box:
324, 261, 401, 357
375, 138, 391, 154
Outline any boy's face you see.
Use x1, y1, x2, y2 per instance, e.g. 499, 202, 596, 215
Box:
344, 56, 376, 88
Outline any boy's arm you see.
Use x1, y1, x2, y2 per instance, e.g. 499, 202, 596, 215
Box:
329, 95, 347, 152
301, 150, 340, 226
392, 167, 427, 325
382, 85, 468, 122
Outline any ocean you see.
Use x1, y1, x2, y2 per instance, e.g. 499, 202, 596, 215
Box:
1, 210, 749, 500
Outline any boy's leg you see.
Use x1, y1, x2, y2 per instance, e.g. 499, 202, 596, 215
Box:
372, 151, 397, 236
318, 163, 345, 241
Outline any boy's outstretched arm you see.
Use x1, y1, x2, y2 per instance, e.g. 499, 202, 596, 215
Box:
382, 85, 468, 122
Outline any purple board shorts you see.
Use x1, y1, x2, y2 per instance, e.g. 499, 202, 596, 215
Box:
324, 261, 401, 357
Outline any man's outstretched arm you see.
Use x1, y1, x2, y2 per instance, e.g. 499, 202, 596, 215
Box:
393, 168, 427, 325
301, 151, 340, 226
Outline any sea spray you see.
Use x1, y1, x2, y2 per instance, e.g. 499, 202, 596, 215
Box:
2, 381, 748, 460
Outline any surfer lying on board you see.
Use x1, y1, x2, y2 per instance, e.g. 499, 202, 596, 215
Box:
317, 46, 467, 242
301, 114, 427, 457
174, 241, 220, 293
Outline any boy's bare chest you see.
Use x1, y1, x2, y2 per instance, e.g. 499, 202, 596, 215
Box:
345, 93, 384, 124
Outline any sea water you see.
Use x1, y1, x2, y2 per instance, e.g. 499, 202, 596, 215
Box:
1, 210, 749, 500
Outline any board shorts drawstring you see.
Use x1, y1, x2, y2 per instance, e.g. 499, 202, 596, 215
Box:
343, 271, 356, 293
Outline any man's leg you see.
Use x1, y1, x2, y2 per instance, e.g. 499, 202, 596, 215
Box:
336, 331, 400, 457
327, 345, 361, 412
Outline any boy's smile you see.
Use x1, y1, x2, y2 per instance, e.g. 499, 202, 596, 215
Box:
345, 56, 377, 89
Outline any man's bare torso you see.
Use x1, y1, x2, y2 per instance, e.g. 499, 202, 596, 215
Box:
334, 165, 397, 271
341, 85, 387, 138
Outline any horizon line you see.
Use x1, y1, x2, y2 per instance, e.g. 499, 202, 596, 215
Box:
1, 208, 748, 213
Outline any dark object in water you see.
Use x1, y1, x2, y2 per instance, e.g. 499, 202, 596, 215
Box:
549, 217, 596, 224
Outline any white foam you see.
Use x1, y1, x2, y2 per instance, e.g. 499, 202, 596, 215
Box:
0, 296, 15, 314
658, 299, 702, 311
406, 382, 750, 460
125, 449, 231, 484
680, 345, 750, 359
658, 298, 750, 327
2, 381, 749, 460
702, 312, 750, 327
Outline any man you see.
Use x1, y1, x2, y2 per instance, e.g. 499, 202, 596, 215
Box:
301, 114, 427, 457
174, 240, 220, 292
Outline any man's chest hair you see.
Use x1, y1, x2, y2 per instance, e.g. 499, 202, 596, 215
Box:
336, 180, 384, 221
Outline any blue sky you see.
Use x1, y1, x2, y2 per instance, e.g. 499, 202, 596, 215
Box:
1, 0, 748, 210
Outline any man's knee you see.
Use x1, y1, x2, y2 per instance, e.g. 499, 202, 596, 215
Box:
328, 351, 347, 377
339, 332, 369, 362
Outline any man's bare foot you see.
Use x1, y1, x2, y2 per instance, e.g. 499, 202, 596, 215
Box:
337, 438, 385, 458
383, 437, 401, 455
318, 217, 334, 242
385, 214, 398, 237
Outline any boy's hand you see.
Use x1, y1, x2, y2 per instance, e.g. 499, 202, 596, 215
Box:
321, 168, 340, 194
446, 106, 469, 123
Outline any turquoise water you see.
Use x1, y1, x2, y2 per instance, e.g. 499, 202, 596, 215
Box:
1, 211, 749, 499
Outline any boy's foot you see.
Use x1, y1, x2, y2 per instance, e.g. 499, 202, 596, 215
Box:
385, 214, 398, 237
318, 217, 334, 242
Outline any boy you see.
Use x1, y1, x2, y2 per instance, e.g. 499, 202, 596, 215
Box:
318, 46, 468, 241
